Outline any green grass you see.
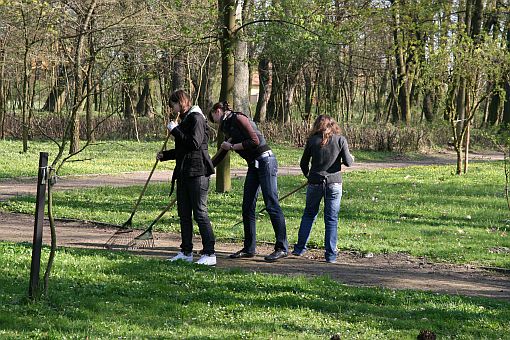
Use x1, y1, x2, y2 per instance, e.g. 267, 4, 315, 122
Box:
1, 242, 509, 339
0, 139, 398, 179
2, 162, 509, 268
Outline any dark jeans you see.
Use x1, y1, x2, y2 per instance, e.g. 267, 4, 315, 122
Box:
242, 155, 288, 253
176, 176, 215, 255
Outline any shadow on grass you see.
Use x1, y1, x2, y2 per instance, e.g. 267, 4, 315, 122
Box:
1, 243, 509, 339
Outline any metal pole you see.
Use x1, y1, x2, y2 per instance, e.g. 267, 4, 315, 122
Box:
28, 152, 48, 299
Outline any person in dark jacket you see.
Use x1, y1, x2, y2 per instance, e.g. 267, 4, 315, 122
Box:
209, 101, 288, 262
292, 115, 354, 263
157, 90, 216, 266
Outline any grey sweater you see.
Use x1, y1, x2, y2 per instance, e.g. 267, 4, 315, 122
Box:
300, 134, 353, 184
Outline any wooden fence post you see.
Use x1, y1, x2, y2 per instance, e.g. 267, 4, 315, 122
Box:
28, 152, 48, 299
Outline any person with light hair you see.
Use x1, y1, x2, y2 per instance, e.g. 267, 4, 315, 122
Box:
292, 115, 354, 263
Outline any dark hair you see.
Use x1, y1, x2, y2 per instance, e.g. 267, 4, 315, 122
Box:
208, 101, 231, 121
169, 90, 191, 112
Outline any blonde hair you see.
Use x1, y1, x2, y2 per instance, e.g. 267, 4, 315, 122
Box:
308, 115, 341, 146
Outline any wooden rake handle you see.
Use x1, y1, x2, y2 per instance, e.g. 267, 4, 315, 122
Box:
126, 133, 171, 221
147, 197, 178, 230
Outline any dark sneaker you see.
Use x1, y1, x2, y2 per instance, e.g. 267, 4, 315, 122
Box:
264, 250, 288, 262
229, 249, 256, 259
291, 249, 304, 256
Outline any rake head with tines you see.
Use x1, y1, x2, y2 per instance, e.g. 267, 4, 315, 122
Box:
127, 227, 155, 249
127, 198, 177, 249
104, 134, 172, 249
104, 216, 136, 249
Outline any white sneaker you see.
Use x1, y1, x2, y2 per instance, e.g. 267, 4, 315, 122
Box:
195, 254, 216, 266
168, 252, 193, 263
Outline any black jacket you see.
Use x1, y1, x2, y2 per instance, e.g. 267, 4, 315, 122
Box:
160, 106, 214, 179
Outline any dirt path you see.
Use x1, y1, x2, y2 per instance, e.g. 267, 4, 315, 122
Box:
2, 212, 509, 300
0, 150, 502, 200
1, 150, 508, 301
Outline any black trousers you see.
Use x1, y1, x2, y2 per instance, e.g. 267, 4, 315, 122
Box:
176, 176, 215, 255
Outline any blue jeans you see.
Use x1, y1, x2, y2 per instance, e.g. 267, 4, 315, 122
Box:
294, 183, 342, 262
242, 155, 288, 253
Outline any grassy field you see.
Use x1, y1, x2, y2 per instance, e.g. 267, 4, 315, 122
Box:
1, 242, 509, 339
2, 162, 509, 268
2, 140, 509, 338
0, 139, 397, 179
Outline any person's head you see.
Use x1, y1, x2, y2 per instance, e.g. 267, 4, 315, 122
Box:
208, 101, 231, 123
169, 90, 191, 114
309, 115, 341, 146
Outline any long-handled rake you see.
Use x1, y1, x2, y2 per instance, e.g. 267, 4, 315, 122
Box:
105, 135, 171, 249
230, 182, 308, 230
127, 197, 178, 249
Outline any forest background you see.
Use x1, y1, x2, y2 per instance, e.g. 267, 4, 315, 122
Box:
1, 0, 509, 182
1, 3, 510, 337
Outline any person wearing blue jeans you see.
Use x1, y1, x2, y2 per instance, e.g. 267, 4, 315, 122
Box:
242, 153, 287, 255
293, 115, 353, 263
209, 101, 288, 262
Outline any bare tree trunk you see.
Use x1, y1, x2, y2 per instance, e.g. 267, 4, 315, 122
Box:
70, 0, 97, 154
254, 58, 272, 122
136, 77, 154, 118
303, 69, 313, 123
0, 45, 5, 139
503, 81, 510, 126
43, 170, 57, 297
86, 63, 95, 142
282, 77, 296, 124
197, 54, 216, 112
216, 0, 236, 193
233, 0, 251, 115
22, 48, 30, 152
267, 68, 281, 121
43, 64, 67, 112
172, 52, 187, 92
392, 3, 411, 124
503, 18, 510, 126
361, 74, 369, 123
94, 82, 101, 112
487, 90, 501, 125
464, 121, 470, 173
234, 40, 250, 115
422, 90, 435, 122
86, 31, 96, 142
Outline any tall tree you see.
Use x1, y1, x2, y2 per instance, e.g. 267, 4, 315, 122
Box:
68, 0, 98, 154
216, 0, 236, 192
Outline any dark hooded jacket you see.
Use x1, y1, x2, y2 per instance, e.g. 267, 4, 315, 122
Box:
160, 106, 214, 180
